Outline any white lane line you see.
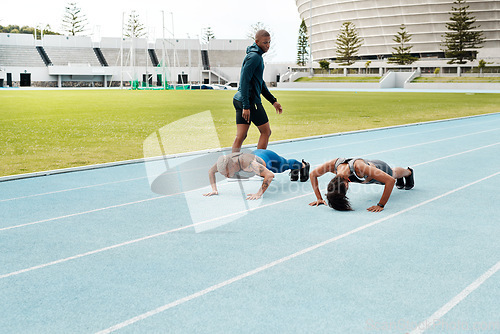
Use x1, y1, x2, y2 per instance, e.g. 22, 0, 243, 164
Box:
0, 195, 168, 232
409, 260, 500, 334
0, 192, 313, 279
96, 171, 500, 333
0, 177, 266, 232
275, 113, 500, 155
292, 127, 499, 156
363, 128, 499, 158
0, 177, 147, 202
412, 142, 500, 167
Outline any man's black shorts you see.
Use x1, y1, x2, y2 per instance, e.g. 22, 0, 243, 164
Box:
233, 98, 269, 126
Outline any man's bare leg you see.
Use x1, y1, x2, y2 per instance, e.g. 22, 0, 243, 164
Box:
232, 123, 251, 152
256, 122, 272, 150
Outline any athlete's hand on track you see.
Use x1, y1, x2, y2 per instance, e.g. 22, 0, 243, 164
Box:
203, 191, 218, 197
242, 108, 251, 123
309, 199, 326, 206
367, 205, 384, 212
246, 193, 262, 200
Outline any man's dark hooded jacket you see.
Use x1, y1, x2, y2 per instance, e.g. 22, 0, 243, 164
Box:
234, 43, 277, 110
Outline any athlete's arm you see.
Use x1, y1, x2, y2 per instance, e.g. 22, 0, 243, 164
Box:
308, 159, 338, 206
246, 161, 274, 200
355, 160, 395, 212
261, 83, 282, 114
203, 163, 219, 196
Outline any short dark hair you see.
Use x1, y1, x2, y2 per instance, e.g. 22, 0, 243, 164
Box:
255, 29, 270, 40
326, 176, 353, 211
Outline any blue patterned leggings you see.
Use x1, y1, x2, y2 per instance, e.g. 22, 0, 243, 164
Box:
252, 149, 302, 173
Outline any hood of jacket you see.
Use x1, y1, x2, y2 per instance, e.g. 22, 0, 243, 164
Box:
246, 43, 264, 55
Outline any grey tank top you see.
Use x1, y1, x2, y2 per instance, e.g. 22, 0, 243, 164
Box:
232, 153, 265, 179
334, 158, 393, 185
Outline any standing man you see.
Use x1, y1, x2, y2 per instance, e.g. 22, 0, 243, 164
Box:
232, 29, 283, 152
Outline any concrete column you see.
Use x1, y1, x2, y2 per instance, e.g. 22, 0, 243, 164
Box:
58, 75, 62, 88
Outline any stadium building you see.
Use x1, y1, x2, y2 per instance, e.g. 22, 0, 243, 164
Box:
296, 0, 500, 61
0, 33, 255, 88
2, 1, 499, 88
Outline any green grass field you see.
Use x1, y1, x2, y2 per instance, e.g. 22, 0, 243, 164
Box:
295, 76, 381, 82
1, 89, 499, 177
413, 76, 500, 83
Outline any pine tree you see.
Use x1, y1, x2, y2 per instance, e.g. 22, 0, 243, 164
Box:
124, 11, 146, 38
388, 25, 418, 65
319, 59, 330, 71
335, 22, 363, 66
246, 22, 276, 61
442, 0, 484, 64
477, 59, 487, 77
203, 27, 215, 43
246, 22, 268, 39
296, 19, 309, 66
62, 2, 87, 36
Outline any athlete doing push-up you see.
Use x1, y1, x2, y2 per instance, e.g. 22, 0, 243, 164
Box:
204, 149, 310, 200
308, 157, 414, 212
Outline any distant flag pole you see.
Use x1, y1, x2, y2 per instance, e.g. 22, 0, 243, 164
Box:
309, 0, 313, 76
162, 10, 166, 90
145, 10, 148, 89
171, 12, 176, 69
120, 12, 124, 89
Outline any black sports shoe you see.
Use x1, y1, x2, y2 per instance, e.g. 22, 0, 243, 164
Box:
396, 178, 405, 189
404, 167, 414, 190
290, 169, 299, 181
300, 160, 310, 182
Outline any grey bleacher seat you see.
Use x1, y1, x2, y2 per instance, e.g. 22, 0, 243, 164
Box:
43, 47, 101, 66
165, 49, 200, 67
99, 48, 201, 68
100, 48, 153, 67
0, 45, 45, 67
131, 50, 149, 67
207, 50, 245, 67
99, 48, 121, 66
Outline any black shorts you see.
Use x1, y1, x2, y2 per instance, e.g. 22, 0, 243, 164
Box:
233, 98, 269, 126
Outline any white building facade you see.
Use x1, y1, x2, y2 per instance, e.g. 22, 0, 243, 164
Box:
0, 33, 258, 88
296, 0, 500, 61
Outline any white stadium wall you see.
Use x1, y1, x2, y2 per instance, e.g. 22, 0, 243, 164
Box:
296, 0, 500, 60
0, 34, 258, 87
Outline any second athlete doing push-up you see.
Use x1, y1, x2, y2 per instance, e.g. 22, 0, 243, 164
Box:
309, 157, 414, 212
204, 149, 310, 200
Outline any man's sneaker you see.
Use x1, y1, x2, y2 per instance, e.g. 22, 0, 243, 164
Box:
300, 160, 310, 182
290, 169, 299, 181
404, 167, 414, 190
396, 178, 405, 189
